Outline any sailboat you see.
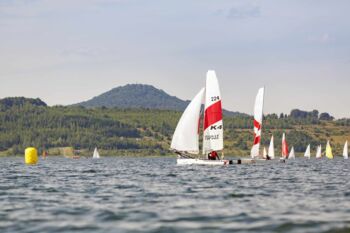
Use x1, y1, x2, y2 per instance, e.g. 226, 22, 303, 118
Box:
251, 87, 264, 159
325, 140, 334, 159
263, 147, 268, 159
343, 141, 348, 159
316, 145, 322, 159
93, 147, 100, 159
289, 146, 295, 159
304, 144, 311, 159
268, 135, 275, 159
281, 133, 289, 159
171, 71, 232, 165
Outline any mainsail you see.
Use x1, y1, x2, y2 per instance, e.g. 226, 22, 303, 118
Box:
343, 141, 348, 159
251, 87, 265, 158
282, 133, 289, 159
325, 140, 334, 159
316, 145, 322, 159
171, 88, 205, 154
93, 147, 100, 159
289, 146, 295, 159
202, 70, 223, 155
304, 144, 311, 159
268, 135, 275, 159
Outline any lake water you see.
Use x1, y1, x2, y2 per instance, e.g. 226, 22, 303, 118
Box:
0, 157, 350, 233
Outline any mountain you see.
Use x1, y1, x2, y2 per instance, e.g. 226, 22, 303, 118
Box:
74, 84, 244, 116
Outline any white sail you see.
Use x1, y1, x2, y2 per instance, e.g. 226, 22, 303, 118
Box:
251, 87, 265, 158
316, 145, 322, 159
93, 147, 100, 159
171, 88, 205, 154
304, 144, 311, 159
343, 141, 348, 159
268, 135, 275, 159
202, 70, 223, 154
263, 147, 267, 159
289, 146, 295, 159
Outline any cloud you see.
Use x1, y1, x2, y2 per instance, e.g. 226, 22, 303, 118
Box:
227, 5, 260, 19
307, 33, 332, 43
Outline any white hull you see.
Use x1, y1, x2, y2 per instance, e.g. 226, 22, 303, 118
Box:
177, 158, 285, 165
177, 158, 231, 165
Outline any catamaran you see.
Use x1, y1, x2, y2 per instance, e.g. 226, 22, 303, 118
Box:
343, 141, 348, 159
304, 144, 311, 159
316, 145, 322, 159
289, 146, 295, 159
93, 147, 100, 159
326, 140, 334, 159
171, 71, 233, 165
281, 133, 289, 159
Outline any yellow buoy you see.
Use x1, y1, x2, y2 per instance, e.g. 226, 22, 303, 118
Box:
25, 147, 38, 165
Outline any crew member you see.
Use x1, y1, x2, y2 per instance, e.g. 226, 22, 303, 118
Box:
208, 151, 219, 160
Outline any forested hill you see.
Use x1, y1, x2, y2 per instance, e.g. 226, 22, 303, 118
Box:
73, 84, 243, 116
0, 97, 349, 157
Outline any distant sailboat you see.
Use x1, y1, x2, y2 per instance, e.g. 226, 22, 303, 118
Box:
343, 141, 348, 160
326, 140, 334, 159
251, 87, 265, 159
316, 145, 322, 159
304, 144, 311, 159
268, 135, 275, 159
289, 147, 295, 159
263, 147, 268, 159
282, 133, 289, 159
93, 147, 100, 159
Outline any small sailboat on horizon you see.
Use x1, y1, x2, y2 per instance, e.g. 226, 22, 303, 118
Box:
316, 145, 322, 159
326, 140, 334, 159
289, 146, 295, 159
251, 87, 265, 159
282, 133, 289, 159
93, 147, 100, 159
268, 135, 275, 159
304, 144, 311, 159
343, 140, 348, 159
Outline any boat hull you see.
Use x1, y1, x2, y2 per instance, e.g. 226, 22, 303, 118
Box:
177, 158, 231, 165
176, 158, 285, 165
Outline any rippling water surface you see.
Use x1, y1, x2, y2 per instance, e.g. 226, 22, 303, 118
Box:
1, 157, 350, 233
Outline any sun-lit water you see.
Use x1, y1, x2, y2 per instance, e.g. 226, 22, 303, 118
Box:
0, 157, 350, 233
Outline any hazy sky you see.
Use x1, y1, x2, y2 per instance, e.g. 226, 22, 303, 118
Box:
1, 0, 349, 118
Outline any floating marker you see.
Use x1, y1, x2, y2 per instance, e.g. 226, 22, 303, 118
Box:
25, 147, 38, 165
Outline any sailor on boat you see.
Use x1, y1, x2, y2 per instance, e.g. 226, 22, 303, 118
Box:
208, 151, 219, 160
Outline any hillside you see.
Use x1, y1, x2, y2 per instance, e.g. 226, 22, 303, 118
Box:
74, 84, 243, 116
0, 97, 349, 157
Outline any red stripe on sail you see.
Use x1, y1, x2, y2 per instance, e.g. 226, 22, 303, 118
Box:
254, 120, 261, 130
253, 135, 261, 145
204, 101, 222, 130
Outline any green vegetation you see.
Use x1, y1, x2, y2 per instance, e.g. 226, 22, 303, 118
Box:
0, 97, 349, 157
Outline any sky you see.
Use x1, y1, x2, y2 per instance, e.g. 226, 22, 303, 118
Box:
0, 0, 349, 118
